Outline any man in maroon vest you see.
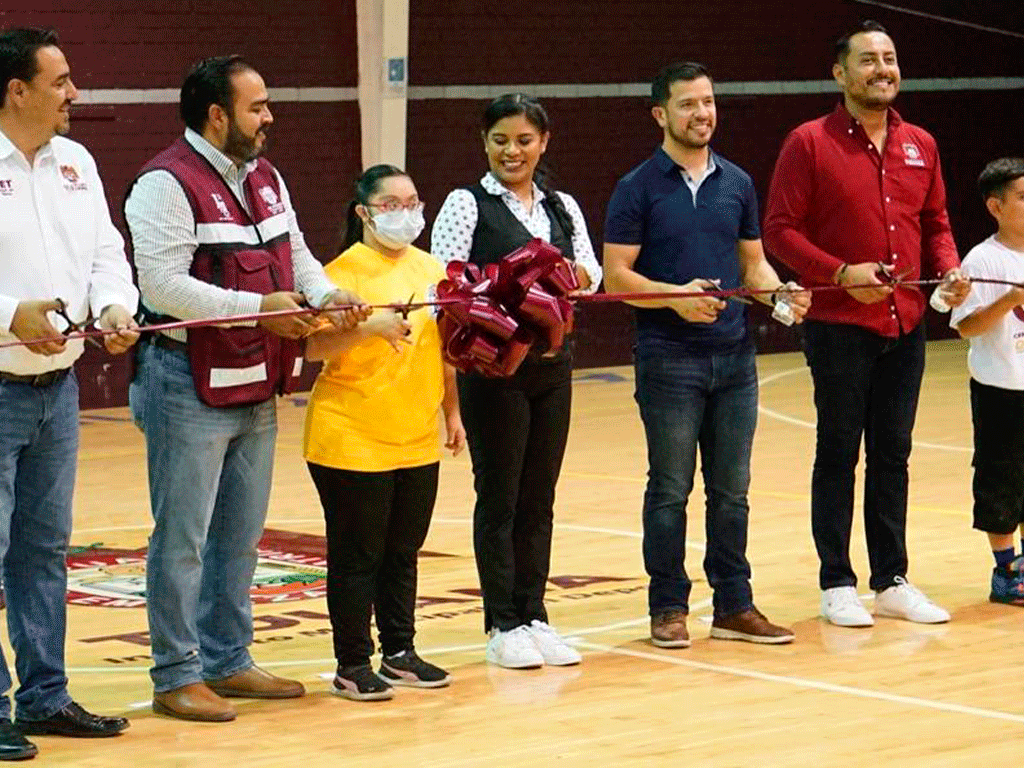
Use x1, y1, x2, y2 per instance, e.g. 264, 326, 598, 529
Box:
125, 55, 366, 722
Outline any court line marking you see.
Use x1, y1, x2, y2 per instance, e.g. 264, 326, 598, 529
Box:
758, 366, 971, 453
121, 602, 714, 709
69, 522, 701, 678
576, 640, 1024, 725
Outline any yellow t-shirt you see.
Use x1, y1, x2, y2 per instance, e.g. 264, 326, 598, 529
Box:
303, 242, 446, 472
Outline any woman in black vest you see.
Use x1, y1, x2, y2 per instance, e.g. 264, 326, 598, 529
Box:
431, 93, 602, 669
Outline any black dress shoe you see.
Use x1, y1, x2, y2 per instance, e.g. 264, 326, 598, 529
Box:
0, 721, 36, 760
15, 702, 128, 738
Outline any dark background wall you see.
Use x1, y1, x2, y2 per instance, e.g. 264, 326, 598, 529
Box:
0, 1, 360, 407
407, 0, 1024, 365
2, 1, 1022, 405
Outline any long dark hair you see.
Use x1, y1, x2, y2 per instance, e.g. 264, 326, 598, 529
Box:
482, 93, 575, 240
341, 164, 410, 250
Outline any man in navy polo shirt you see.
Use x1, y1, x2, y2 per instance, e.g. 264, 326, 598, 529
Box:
604, 61, 808, 648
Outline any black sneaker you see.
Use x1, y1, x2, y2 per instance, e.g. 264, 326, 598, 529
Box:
332, 664, 394, 701
379, 650, 451, 688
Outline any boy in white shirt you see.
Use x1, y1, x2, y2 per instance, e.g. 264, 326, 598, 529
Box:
951, 157, 1024, 604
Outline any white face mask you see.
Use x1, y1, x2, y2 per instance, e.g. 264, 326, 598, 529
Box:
369, 208, 425, 249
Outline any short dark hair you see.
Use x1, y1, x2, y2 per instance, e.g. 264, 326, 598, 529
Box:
0, 27, 59, 109
835, 20, 890, 64
978, 158, 1024, 202
651, 62, 711, 106
179, 54, 255, 133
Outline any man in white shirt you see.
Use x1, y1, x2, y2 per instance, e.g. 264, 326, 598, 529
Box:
0, 27, 138, 757
125, 55, 365, 722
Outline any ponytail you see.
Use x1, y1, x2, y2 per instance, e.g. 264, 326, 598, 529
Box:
533, 165, 576, 245
341, 199, 363, 250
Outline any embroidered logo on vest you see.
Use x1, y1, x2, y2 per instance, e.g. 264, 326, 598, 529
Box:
211, 192, 233, 221
258, 185, 285, 215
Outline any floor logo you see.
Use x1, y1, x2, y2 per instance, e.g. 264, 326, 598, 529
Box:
66, 529, 329, 607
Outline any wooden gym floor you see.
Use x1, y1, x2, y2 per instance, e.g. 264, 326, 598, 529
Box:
18, 338, 1022, 767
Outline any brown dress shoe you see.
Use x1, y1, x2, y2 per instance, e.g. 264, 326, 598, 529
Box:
206, 665, 305, 699
710, 607, 795, 645
153, 682, 237, 722
650, 609, 690, 648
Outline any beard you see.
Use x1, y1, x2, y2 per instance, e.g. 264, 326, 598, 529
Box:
223, 119, 268, 162
55, 101, 72, 136
849, 79, 898, 111
667, 120, 713, 149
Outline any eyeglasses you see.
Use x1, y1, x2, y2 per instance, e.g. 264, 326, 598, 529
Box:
55, 298, 103, 349
365, 200, 425, 214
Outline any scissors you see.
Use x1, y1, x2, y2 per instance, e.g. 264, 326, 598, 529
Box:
397, 293, 424, 320
396, 293, 422, 335
875, 264, 914, 284
55, 298, 104, 349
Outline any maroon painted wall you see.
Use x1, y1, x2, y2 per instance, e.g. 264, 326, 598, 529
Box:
0, 2, 359, 407
407, 0, 1024, 366
3, 1, 1023, 404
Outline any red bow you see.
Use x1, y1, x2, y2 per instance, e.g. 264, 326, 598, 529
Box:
437, 239, 579, 377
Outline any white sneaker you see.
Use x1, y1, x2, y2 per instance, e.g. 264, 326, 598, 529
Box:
525, 620, 582, 666
485, 626, 544, 669
820, 586, 874, 627
874, 577, 950, 624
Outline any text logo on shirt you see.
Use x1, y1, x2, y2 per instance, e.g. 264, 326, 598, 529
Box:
211, 192, 234, 221
0, 179, 12, 196
60, 165, 88, 192
258, 185, 285, 215
902, 143, 925, 167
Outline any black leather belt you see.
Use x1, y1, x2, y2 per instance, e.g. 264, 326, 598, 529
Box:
0, 368, 71, 387
153, 334, 188, 353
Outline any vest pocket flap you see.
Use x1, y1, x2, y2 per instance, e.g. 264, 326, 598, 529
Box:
234, 250, 275, 273
231, 249, 280, 292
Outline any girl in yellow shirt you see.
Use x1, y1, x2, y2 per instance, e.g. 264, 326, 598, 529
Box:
303, 165, 465, 701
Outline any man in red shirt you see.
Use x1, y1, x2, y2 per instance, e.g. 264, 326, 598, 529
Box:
763, 20, 970, 628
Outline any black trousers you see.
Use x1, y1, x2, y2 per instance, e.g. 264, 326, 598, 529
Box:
307, 461, 439, 667
458, 355, 573, 632
803, 320, 925, 591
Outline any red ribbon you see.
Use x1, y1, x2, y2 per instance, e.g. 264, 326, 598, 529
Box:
436, 239, 579, 377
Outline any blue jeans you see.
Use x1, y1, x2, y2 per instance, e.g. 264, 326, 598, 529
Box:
130, 342, 277, 692
634, 346, 757, 617
0, 372, 78, 720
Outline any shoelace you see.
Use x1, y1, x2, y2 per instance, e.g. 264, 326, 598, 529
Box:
531, 621, 557, 635
831, 588, 863, 608
891, 577, 929, 605
508, 626, 537, 649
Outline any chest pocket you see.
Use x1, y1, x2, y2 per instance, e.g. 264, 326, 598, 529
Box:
55, 173, 98, 257
886, 162, 933, 213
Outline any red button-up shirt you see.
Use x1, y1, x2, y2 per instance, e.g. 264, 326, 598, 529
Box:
763, 103, 959, 336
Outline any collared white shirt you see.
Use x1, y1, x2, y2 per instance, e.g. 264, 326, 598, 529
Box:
430, 173, 602, 293
680, 154, 717, 204
125, 128, 336, 342
0, 129, 138, 374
